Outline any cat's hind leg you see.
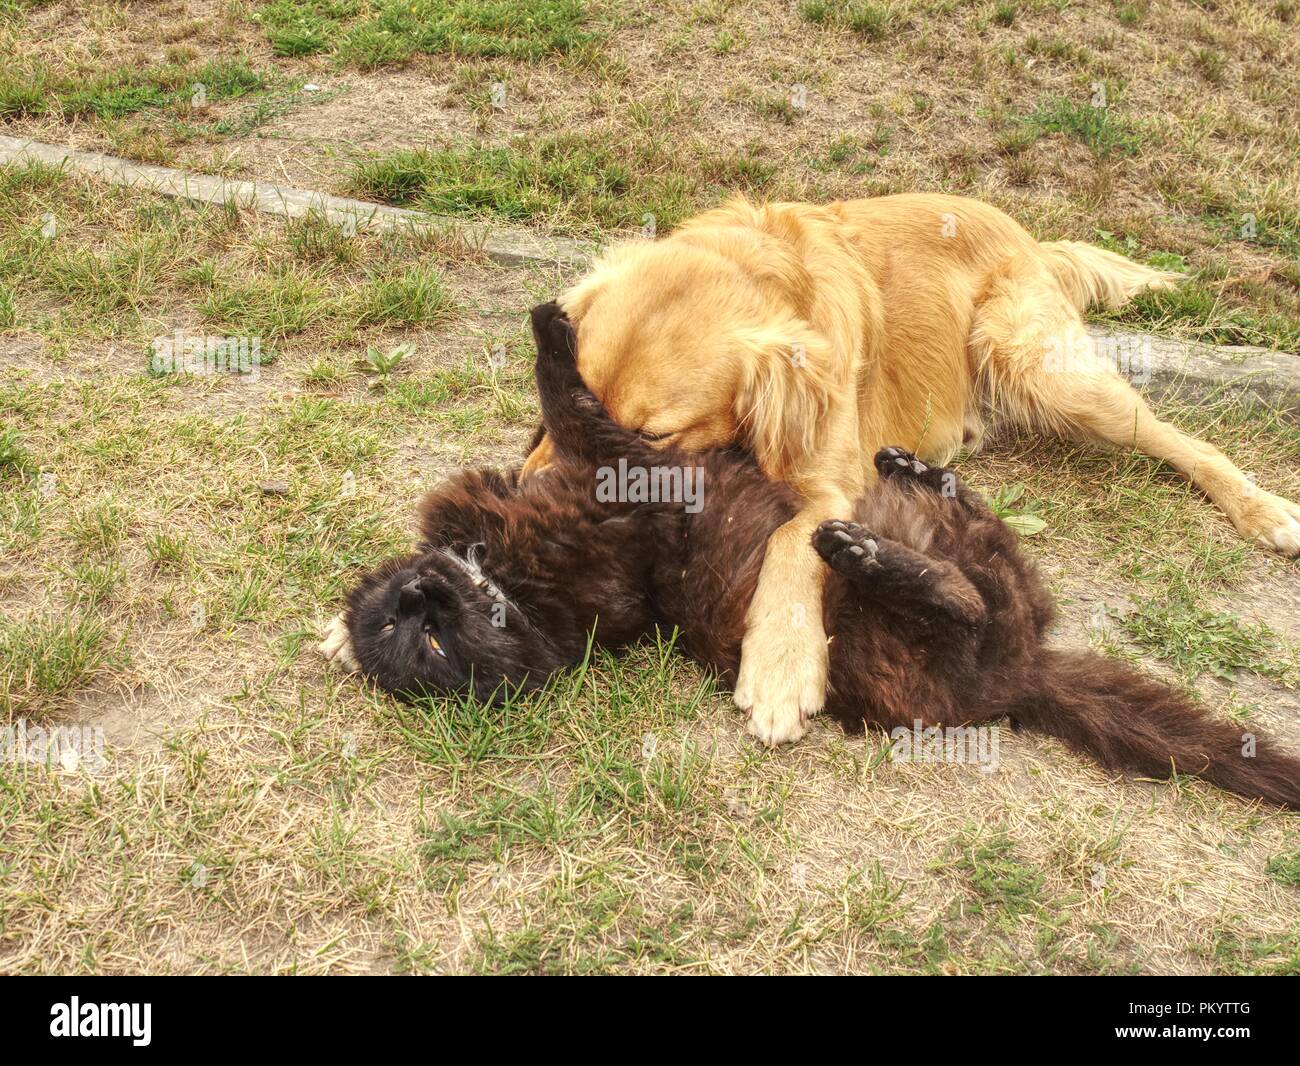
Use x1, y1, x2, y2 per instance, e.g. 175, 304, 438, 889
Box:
814, 520, 986, 627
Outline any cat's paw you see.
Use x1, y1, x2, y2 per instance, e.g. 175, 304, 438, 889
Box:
529, 301, 578, 370
318, 613, 360, 672
875, 445, 928, 479
814, 519, 882, 578
874, 446, 958, 496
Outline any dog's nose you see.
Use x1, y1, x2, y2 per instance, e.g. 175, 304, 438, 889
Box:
398, 578, 425, 612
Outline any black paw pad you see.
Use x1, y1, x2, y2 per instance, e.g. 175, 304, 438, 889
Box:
814, 520, 882, 574
875, 445, 928, 480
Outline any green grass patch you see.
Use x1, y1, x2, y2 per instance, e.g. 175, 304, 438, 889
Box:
28, 57, 271, 120
256, 0, 595, 67
1117, 280, 1300, 352
349, 136, 773, 233
1265, 849, 1300, 888
1117, 597, 1294, 682
0, 64, 48, 118
0, 426, 31, 477
1020, 97, 1145, 159
0, 612, 112, 715
800, 0, 898, 39
1202, 929, 1300, 976
943, 826, 1046, 925
1088, 228, 1299, 352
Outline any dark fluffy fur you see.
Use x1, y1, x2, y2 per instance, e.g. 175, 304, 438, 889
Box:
342, 303, 1300, 809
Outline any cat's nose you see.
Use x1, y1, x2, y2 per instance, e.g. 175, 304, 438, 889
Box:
398, 578, 425, 612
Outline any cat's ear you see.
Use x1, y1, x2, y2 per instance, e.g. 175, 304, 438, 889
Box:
732, 322, 838, 479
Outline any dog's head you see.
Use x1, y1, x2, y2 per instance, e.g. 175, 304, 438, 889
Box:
522, 235, 836, 480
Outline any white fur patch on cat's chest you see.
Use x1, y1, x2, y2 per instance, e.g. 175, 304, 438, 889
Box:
443, 546, 508, 603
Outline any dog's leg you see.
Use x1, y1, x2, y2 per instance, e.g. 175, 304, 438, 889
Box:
973, 268, 1300, 555
733, 492, 849, 746
814, 520, 986, 626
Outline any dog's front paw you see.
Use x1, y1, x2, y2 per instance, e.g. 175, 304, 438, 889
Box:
733, 619, 828, 746
319, 612, 360, 672
1237, 489, 1300, 556
813, 519, 882, 578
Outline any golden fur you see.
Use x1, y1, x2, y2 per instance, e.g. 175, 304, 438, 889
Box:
523, 193, 1300, 745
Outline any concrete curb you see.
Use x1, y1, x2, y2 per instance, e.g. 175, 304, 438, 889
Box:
0, 134, 597, 268
2, 135, 1296, 408
1089, 326, 1300, 412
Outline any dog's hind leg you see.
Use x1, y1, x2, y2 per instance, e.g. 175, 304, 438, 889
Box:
970, 261, 1300, 555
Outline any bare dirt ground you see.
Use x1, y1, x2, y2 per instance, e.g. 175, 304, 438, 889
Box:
0, 1, 1297, 974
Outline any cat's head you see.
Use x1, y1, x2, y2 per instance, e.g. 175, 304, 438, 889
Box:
344, 548, 536, 702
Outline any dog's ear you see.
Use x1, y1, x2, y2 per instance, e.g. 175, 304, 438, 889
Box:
732, 323, 838, 479
558, 240, 647, 323
558, 271, 604, 323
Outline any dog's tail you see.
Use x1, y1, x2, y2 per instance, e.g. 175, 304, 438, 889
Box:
1006, 649, 1300, 809
1039, 240, 1183, 312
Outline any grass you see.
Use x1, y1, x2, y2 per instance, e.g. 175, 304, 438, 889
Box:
1266, 849, 1300, 887
1019, 97, 1145, 160
800, 1, 898, 40
255, 0, 596, 66
0, 426, 31, 477
0, 613, 112, 715
349, 136, 773, 234
0, 2, 1298, 971
1, 164, 1296, 970
944, 827, 1046, 923
0, 0, 1295, 348
1, 56, 269, 120
0, 162, 464, 345
1117, 598, 1295, 682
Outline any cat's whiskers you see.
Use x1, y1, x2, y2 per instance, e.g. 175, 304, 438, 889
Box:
442, 546, 511, 606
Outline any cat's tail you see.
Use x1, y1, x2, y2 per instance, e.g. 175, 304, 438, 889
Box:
1008, 649, 1300, 809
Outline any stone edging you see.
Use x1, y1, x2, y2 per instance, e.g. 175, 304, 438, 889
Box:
2, 135, 1296, 408
0, 134, 596, 268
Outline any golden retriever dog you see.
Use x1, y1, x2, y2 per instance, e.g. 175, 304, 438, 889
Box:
521, 193, 1300, 746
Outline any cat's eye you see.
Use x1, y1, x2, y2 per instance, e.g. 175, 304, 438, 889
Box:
381, 620, 395, 632
427, 633, 445, 657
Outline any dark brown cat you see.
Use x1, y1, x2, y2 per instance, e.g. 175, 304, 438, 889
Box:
335, 303, 1300, 809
